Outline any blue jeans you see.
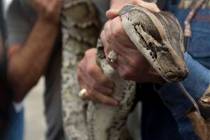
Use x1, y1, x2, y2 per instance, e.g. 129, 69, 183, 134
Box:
3, 105, 24, 140
154, 1, 210, 140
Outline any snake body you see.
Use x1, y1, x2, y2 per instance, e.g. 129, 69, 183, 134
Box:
62, 2, 188, 140
61, 0, 100, 139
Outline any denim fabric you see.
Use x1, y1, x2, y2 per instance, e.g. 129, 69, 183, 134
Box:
183, 53, 210, 100
3, 105, 24, 140
156, 1, 210, 140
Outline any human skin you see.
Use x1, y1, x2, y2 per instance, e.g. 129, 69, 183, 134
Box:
7, 0, 62, 102
77, 0, 161, 106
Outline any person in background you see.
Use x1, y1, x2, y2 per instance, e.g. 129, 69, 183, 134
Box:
5, 0, 64, 139
0, 1, 24, 139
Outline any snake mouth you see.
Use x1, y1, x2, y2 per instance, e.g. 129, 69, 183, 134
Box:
164, 69, 189, 82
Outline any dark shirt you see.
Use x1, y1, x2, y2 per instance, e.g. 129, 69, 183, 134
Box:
0, 1, 12, 137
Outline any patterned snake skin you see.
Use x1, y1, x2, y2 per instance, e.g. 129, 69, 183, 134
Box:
61, 0, 100, 139
61, 1, 188, 140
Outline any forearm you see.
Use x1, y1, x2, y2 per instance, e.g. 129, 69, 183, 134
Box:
8, 18, 59, 102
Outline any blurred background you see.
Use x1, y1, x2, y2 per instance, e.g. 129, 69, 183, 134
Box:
24, 78, 46, 140
3, 0, 46, 139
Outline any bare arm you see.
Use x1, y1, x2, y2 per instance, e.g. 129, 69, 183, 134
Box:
8, 18, 58, 102
7, 0, 62, 102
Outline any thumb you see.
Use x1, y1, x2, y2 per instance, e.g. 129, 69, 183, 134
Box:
106, 9, 119, 19
137, 1, 160, 12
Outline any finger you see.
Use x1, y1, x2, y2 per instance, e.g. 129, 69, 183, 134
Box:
106, 9, 119, 19
137, 1, 160, 12
107, 38, 132, 59
77, 69, 92, 100
110, 17, 133, 47
101, 23, 120, 69
106, 51, 119, 70
103, 17, 133, 52
101, 20, 114, 56
116, 54, 151, 81
80, 64, 114, 96
119, 47, 147, 70
85, 60, 114, 89
79, 51, 114, 92
78, 75, 118, 106
77, 63, 91, 90
106, 0, 139, 19
93, 83, 114, 96
88, 90, 119, 106
108, 22, 148, 71
100, 30, 111, 57
116, 56, 139, 80
48, 0, 61, 12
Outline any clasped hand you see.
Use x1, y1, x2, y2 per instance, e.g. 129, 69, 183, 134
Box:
77, 0, 161, 106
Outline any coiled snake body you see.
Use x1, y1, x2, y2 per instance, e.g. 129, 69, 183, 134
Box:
61, 2, 188, 140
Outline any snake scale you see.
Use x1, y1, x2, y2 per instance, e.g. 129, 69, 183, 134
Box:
61, 1, 188, 140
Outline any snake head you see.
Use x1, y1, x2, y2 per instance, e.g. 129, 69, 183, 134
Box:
120, 5, 188, 82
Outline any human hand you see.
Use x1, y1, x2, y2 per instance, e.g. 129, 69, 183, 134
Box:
100, 17, 163, 83
77, 48, 119, 106
32, 0, 63, 24
107, 0, 160, 19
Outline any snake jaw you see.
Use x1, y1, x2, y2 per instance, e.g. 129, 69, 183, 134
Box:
120, 5, 189, 83
164, 67, 189, 82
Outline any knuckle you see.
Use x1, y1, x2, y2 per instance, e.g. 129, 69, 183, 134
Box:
85, 49, 94, 56
130, 58, 140, 67
111, 31, 118, 39
100, 31, 107, 44
77, 61, 85, 71
98, 78, 107, 86
87, 65, 96, 77
120, 68, 134, 80
100, 30, 104, 39
77, 62, 83, 69
84, 50, 91, 57
88, 89, 94, 97
47, 7, 53, 14
132, 1, 139, 5
104, 20, 110, 31
112, 26, 121, 38
111, 18, 122, 36
92, 81, 99, 90
104, 46, 109, 56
